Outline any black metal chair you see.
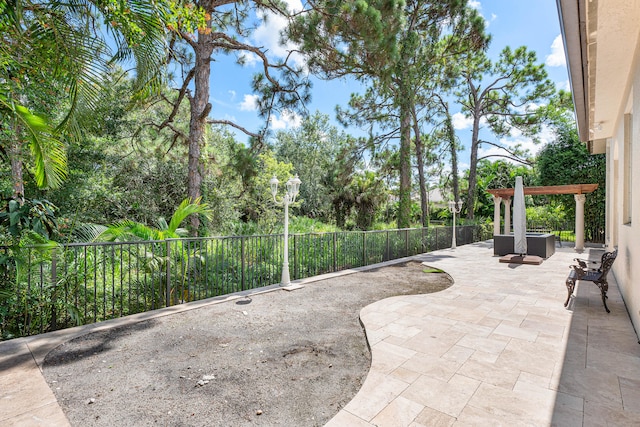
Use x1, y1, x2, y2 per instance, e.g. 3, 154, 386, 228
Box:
565, 249, 618, 313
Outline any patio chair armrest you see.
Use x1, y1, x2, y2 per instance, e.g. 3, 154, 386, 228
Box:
573, 258, 598, 269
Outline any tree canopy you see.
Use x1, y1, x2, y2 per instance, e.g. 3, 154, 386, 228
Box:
455, 45, 556, 218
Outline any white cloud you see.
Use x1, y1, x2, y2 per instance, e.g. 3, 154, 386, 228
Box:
238, 51, 260, 67
465, 1, 496, 28
478, 124, 556, 163
452, 112, 473, 130
249, 0, 306, 69
536, 124, 556, 147
239, 94, 259, 111
546, 34, 566, 67
451, 113, 487, 130
477, 136, 535, 163
228, 90, 236, 101
270, 109, 302, 130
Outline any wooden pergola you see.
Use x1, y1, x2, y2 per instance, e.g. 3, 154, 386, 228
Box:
486, 184, 599, 251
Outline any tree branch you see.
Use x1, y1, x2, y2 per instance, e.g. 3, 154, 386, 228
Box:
477, 140, 532, 165
207, 118, 262, 140
158, 68, 195, 130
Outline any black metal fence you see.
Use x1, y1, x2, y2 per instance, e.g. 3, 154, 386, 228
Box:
524, 220, 575, 243
0, 224, 492, 339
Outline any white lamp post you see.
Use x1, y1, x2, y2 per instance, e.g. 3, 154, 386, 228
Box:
448, 200, 463, 249
270, 175, 301, 286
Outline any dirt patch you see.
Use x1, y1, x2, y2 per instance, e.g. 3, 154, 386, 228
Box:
43, 261, 451, 426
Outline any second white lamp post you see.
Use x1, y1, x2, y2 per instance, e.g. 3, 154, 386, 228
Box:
448, 200, 463, 249
270, 175, 301, 286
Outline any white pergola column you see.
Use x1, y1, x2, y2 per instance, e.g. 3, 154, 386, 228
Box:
493, 195, 502, 235
575, 194, 586, 251
503, 197, 511, 234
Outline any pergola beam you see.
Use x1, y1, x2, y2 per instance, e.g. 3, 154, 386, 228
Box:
487, 184, 598, 252
486, 184, 598, 198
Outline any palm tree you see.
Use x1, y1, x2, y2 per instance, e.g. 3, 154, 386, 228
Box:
95, 197, 213, 305
1, 0, 168, 200
96, 198, 213, 242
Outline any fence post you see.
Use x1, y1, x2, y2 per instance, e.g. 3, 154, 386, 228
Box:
333, 233, 337, 272
405, 229, 409, 257
362, 232, 366, 266
383, 230, 387, 261
293, 234, 298, 280
241, 237, 246, 291
165, 240, 171, 307
51, 247, 57, 331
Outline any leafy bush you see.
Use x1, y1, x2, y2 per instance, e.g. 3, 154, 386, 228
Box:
289, 216, 340, 233
0, 198, 58, 240
526, 204, 566, 224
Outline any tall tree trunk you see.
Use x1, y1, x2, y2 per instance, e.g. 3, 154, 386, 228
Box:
186, 24, 214, 234
442, 103, 459, 202
412, 108, 428, 228
397, 88, 412, 228
10, 137, 24, 204
467, 108, 481, 220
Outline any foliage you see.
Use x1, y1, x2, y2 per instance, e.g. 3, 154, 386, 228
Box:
96, 198, 213, 242
0, 227, 64, 339
350, 170, 388, 229
0, 0, 170, 198
536, 122, 605, 240
288, 217, 340, 234
0, 94, 67, 191
464, 159, 535, 219
292, 0, 486, 228
273, 112, 346, 221
0, 198, 58, 240
455, 45, 556, 218
526, 205, 567, 225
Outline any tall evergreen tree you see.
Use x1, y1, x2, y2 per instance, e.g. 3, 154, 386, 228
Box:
157, 0, 310, 233
454, 46, 555, 219
291, 0, 485, 227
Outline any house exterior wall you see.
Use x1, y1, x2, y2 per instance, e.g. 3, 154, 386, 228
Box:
607, 40, 640, 331
557, 0, 640, 334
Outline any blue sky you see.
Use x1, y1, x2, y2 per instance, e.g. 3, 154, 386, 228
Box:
204, 0, 568, 171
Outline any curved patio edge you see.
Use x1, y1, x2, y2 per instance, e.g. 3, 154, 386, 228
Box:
326, 242, 640, 426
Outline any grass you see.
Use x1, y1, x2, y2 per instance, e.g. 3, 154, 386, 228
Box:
423, 267, 444, 274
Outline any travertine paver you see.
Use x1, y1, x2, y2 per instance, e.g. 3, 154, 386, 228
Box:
327, 242, 640, 426
0, 342, 69, 426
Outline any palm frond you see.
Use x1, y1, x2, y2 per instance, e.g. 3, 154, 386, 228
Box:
96, 220, 159, 242
73, 223, 108, 242
167, 198, 213, 234
1, 96, 68, 189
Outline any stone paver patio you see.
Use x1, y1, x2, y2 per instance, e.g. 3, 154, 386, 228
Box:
2, 241, 640, 426
328, 242, 640, 426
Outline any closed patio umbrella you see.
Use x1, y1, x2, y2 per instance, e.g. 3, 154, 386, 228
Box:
513, 176, 527, 255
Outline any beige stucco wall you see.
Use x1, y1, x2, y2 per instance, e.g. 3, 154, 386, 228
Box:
608, 40, 640, 333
